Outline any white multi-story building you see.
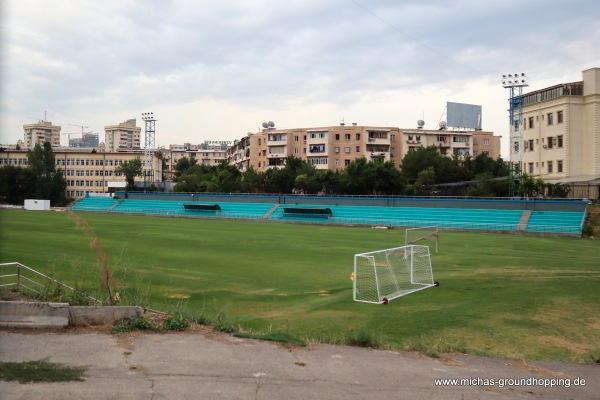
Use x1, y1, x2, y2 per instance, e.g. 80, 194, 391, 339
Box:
23, 120, 61, 148
520, 67, 600, 181
104, 119, 141, 152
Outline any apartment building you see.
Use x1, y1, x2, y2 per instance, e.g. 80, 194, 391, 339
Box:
228, 124, 403, 172
519, 67, 600, 180
23, 120, 61, 147
104, 119, 141, 152
472, 131, 501, 159
161, 141, 229, 180
399, 126, 490, 160
0, 148, 160, 198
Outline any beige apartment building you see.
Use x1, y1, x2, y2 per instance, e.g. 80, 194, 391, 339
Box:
228, 124, 403, 172
519, 67, 600, 181
399, 127, 498, 160
162, 141, 229, 180
23, 120, 61, 147
0, 148, 160, 198
104, 119, 142, 152
472, 131, 501, 159
229, 123, 499, 172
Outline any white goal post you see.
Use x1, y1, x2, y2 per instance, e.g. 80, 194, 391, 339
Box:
405, 226, 439, 253
353, 245, 435, 304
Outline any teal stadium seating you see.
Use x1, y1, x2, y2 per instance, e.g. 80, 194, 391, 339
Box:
70, 195, 586, 235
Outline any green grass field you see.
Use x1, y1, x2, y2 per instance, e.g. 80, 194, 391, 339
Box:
1, 209, 599, 362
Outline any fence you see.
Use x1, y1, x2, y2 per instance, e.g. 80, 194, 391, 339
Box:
0, 262, 101, 304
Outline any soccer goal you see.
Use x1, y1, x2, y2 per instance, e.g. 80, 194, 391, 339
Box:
353, 245, 435, 304
405, 226, 439, 253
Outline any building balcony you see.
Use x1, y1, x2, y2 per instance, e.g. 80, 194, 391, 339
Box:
267, 153, 286, 159
368, 137, 390, 144
267, 139, 287, 145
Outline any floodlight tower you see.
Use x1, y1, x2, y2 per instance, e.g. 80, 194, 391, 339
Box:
141, 112, 156, 189
502, 73, 529, 197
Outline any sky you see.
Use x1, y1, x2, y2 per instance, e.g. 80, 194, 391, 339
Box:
1, 0, 599, 158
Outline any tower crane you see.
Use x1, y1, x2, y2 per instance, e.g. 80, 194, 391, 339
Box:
63, 124, 90, 146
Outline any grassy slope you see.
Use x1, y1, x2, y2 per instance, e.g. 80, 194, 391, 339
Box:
1, 209, 598, 362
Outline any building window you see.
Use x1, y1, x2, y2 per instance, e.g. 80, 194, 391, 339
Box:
557, 110, 563, 124
547, 161, 553, 173
547, 137, 554, 149
547, 112, 553, 125
345, 134, 351, 140
335, 134, 340, 140
335, 146, 340, 153
390, 134, 395, 142
483, 138, 490, 145
528, 117, 534, 129
355, 146, 360, 153
557, 135, 563, 148
344, 147, 350, 153
335, 159, 340, 166
344, 159, 350, 166
557, 160, 563, 173
294, 135, 299, 142
529, 139, 534, 151
356, 133, 360, 140
529, 163, 534, 174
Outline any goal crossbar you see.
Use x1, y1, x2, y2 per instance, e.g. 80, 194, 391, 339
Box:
405, 226, 439, 253
353, 245, 435, 304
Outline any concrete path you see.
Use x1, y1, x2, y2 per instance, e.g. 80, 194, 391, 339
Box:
0, 328, 597, 399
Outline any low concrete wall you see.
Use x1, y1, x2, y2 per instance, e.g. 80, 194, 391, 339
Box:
0, 301, 144, 328
0, 301, 69, 328
69, 306, 143, 326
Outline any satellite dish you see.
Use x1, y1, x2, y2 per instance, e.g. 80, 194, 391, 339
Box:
262, 122, 268, 128
417, 120, 425, 127
268, 121, 275, 128
247, 132, 252, 137
439, 121, 447, 129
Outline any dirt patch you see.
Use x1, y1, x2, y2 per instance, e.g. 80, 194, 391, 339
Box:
537, 335, 592, 354
166, 294, 190, 299
507, 359, 575, 379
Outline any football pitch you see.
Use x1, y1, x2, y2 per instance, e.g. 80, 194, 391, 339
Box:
1, 209, 599, 362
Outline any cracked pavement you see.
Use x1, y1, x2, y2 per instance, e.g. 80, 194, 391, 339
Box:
1, 329, 598, 399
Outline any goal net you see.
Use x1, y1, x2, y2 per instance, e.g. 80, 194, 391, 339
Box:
353, 245, 435, 304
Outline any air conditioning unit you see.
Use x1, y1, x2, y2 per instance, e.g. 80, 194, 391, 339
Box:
543, 144, 548, 149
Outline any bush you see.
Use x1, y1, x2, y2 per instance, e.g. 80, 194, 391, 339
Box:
111, 315, 158, 333
163, 313, 190, 331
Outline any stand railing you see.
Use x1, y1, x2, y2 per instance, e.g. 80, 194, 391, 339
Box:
0, 262, 101, 304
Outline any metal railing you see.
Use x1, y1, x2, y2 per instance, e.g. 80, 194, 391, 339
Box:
0, 262, 101, 304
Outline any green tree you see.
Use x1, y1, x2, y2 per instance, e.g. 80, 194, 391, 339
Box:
400, 146, 443, 184
0, 165, 34, 204
240, 166, 265, 193
174, 157, 197, 180
155, 151, 168, 181
212, 161, 242, 193
520, 174, 546, 198
25, 142, 68, 206
116, 158, 143, 193
371, 161, 404, 195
